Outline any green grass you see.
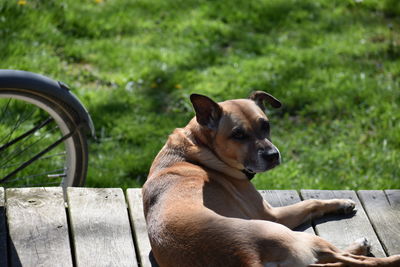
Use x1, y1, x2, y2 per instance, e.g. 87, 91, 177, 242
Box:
1, 0, 399, 189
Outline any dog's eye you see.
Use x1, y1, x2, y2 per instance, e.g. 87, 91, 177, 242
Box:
231, 128, 248, 140
261, 121, 270, 135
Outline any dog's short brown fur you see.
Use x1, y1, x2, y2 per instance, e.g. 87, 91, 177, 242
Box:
142, 92, 400, 267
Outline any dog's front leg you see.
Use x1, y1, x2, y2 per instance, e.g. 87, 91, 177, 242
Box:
269, 198, 356, 229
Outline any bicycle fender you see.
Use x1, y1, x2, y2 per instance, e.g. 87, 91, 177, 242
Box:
0, 69, 95, 137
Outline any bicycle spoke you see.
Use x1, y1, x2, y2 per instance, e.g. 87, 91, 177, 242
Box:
0, 105, 35, 144
0, 152, 66, 169
39, 151, 67, 160
2, 168, 66, 183
0, 126, 59, 169
0, 126, 77, 183
0, 98, 11, 124
5, 123, 60, 162
0, 117, 54, 153
12, 181, 61, 187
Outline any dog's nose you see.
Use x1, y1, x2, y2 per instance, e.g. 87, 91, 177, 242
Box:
262, 149, 280, 164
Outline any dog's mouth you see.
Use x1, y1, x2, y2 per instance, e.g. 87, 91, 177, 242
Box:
242, 168, 256, 180
242, 160, 281, 180
244, 168, 256, 174
244, 159, 280, 174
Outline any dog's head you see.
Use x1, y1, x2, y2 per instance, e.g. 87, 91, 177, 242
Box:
190, 91, 282, 179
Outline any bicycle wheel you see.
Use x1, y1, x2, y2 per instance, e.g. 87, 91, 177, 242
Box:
0, 71, 93, 188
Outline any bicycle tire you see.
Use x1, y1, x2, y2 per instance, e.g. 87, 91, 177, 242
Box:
0, 70, 94, 188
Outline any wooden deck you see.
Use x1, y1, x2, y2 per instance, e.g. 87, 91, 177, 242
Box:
0, 187, 399, 267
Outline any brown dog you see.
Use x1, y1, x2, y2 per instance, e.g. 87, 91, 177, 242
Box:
142, 92, 400, 266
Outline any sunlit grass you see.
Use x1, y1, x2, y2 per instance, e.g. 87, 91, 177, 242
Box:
1, 0, 399, 189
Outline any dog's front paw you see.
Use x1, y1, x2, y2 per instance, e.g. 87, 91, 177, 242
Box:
337, 199, 356, 215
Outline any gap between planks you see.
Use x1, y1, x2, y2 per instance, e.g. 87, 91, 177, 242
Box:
0, 187, 7, 267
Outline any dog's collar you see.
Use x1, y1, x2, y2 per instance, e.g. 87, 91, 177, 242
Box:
242, 169, 255, 180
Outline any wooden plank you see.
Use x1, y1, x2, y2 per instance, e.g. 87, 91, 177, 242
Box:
259, 190, 315, 234
67, 188, 138, 267
6, 187, 73, 267
0, 188, 7, 267
301, 190, 386, 257
127, 188, 158, 267
358, 190, 400, 255
385, 190, 400, 209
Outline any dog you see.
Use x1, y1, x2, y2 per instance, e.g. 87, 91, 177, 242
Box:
142, 91, 400, 266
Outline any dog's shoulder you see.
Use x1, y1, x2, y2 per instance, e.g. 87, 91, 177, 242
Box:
143, 161, 207, 212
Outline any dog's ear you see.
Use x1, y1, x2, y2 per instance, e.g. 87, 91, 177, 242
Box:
190, 94, 222, 130
249, 91, 282, 110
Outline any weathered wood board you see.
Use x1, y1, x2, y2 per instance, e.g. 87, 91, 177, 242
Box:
358, 190, 400, 256
127, 188, 158, 267
2, 187, 399, 266
301, 190, 386, 257
6, 187, 73, 267
385, 190, 400, 209
259, 190, 315, 234
67, 188, 138, 267
0, 187, 7, 267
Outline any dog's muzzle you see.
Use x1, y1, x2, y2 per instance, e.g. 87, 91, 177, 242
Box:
261, 149, 281, 168
243, 144, 281, 180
